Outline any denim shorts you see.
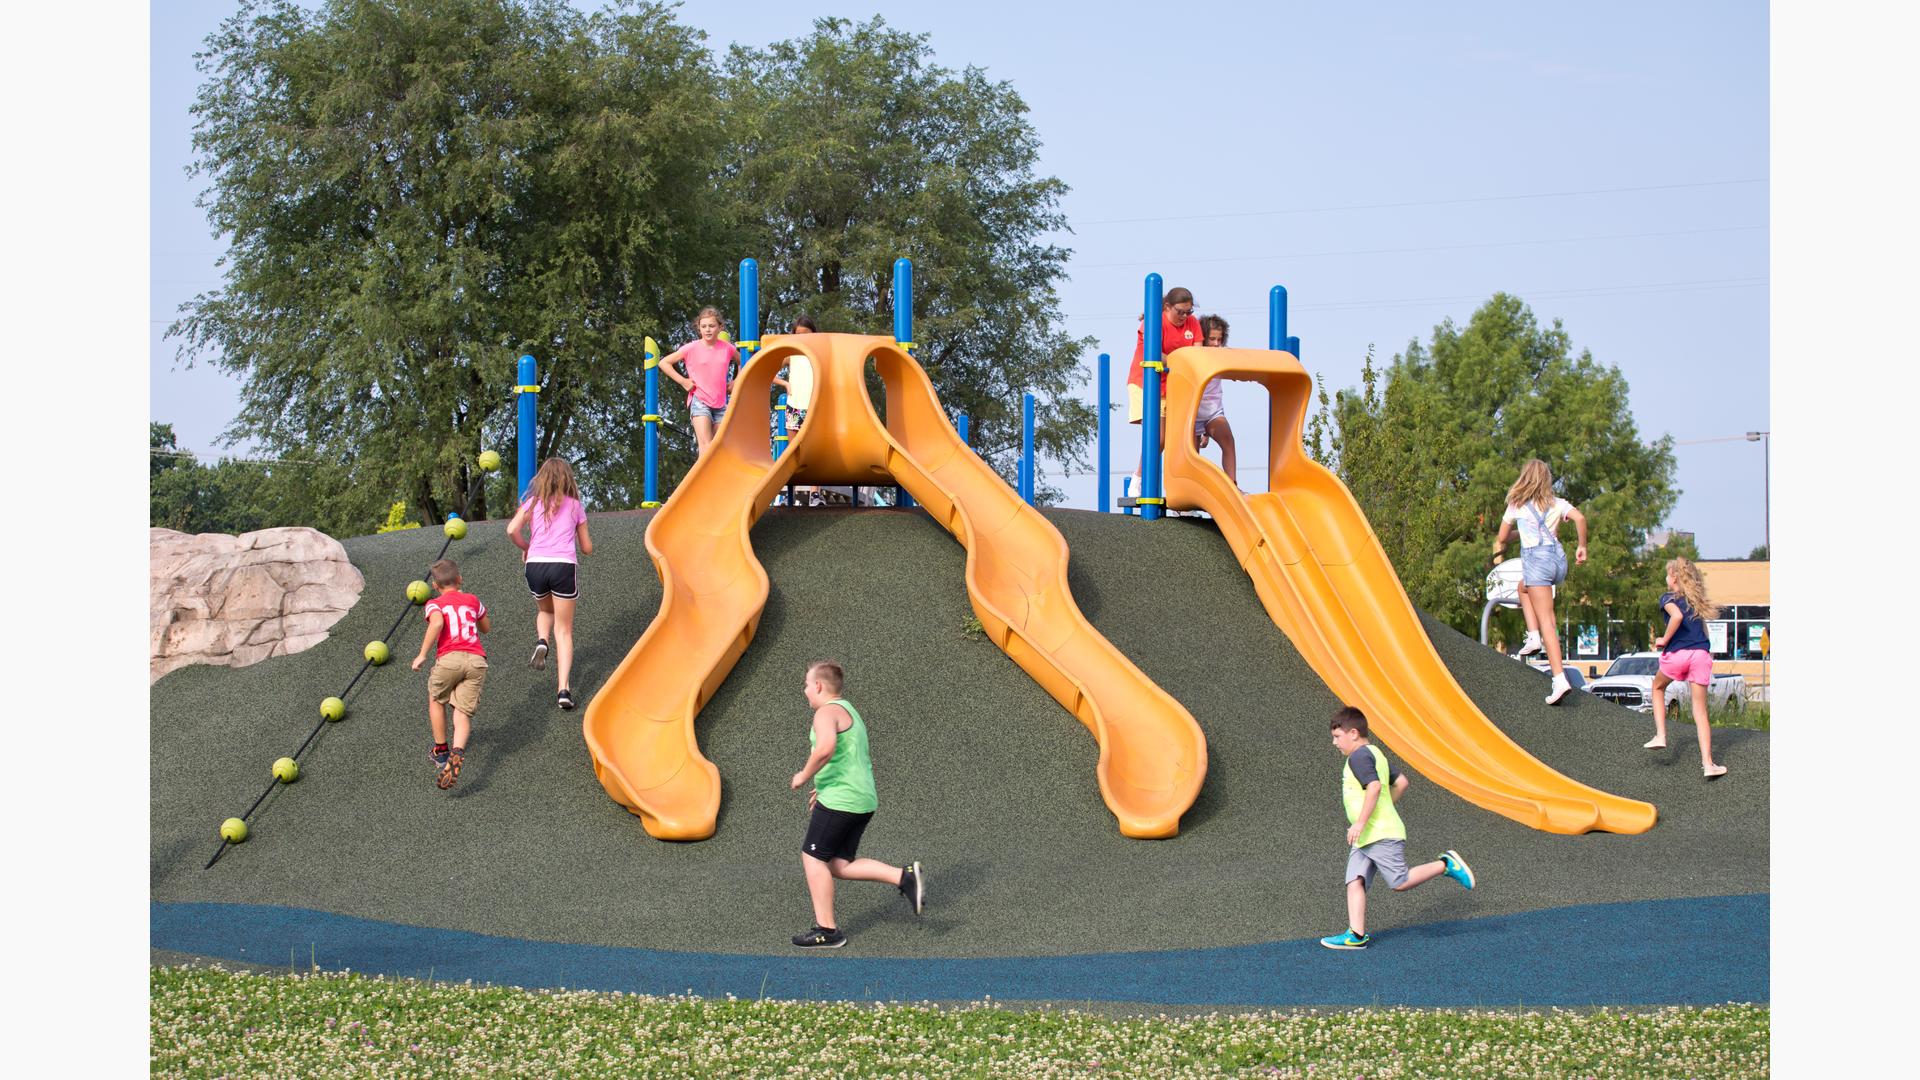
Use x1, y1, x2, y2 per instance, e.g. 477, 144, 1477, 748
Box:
1520, 543, 1567, 587
690, 398, 726, 422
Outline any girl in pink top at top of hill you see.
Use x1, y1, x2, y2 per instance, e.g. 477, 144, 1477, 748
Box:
661, 306, 740, 456
506, 457, 594, 711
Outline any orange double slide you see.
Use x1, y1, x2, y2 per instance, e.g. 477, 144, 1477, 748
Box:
582, 334, 1206, 841
1158, 345, 1656, 835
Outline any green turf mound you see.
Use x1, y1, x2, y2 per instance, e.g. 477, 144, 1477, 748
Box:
151, 509, 1768, 958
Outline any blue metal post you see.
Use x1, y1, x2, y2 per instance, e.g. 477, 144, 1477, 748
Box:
1141, 274, 1164, 521
1097, 352, 1111, 513
1286, 335, 1300, 359
1269, 285, 1289, 349
892, 257, 916, 509
773, 393, 789, 459
738, 256, 760, 374
958, 414, 970, 446
1022, 393, 1036, 505
515, 354, 537, 500
641, 340, 660, 507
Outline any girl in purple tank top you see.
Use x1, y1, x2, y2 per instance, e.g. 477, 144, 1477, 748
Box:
506, 457, 594, 710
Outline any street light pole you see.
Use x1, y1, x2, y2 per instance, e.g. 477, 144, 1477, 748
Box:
1746, 431, 1769, 555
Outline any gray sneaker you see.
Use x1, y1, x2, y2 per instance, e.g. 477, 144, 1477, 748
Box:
899, 861, 926, 915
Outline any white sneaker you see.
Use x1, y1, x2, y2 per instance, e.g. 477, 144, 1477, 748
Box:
1516, 631, 1543, 656
1545, 672, 1572, 705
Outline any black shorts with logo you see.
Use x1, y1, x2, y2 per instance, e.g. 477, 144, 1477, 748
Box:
524, 561, 578, 600
801, 802, 874, 862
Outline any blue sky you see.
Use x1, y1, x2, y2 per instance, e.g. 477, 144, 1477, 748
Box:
151, 1, 1769, 555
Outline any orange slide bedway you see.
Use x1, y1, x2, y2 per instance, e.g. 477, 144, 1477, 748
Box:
1158, 344, 1656, 835
582, 334, 1207, 841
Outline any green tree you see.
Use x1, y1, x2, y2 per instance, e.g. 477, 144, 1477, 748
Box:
170, 0, 734, 520
718, 17, 1095, 500
1309, 294, 1680, 647
151, 422, 386, 536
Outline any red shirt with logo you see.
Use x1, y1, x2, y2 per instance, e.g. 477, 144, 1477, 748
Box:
423, 591, 488, 658
1128, 312, 1203, 391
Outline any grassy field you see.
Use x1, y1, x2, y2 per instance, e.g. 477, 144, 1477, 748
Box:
151, 965, 1769, 1079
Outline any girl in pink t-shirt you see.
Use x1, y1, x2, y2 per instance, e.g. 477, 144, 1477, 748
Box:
506, 457, 594, 710
662, 306, 740, 456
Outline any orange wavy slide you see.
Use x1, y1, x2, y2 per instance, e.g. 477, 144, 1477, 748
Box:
583, 333, 1206, 840
1158, 345, 1655, 835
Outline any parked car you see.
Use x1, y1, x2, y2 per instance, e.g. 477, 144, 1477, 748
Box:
1583, 653, 1745, 713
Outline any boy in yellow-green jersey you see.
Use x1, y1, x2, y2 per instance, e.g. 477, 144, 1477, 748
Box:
1322, 706, 1476, 950
788, 660, 925, 948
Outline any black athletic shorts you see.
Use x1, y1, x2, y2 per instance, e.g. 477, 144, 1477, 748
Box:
524, 561, 578, 600
801, 803, 874, 862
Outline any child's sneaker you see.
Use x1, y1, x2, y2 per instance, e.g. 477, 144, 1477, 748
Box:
1703, 763, 1728, 779
530, 639, 549, 670
437, 747, 464, 790
899, 861, 926, 915
1545, 672, 1572, 704
1440, 849, 1476, 890
430, 745, 450, 771
791, 925, 847, 949
1319, 929, 1370, 950
1516, 631, 1543, 656
557, 688, 575, 711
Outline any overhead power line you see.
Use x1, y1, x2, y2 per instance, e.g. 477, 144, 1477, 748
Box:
1069, 178, 1769, 227
1064, 275, 1767, 321
1069, 224, 1766, 271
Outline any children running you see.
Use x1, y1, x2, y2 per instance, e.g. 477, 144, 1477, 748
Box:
1321, 707, 1475, 950
411, 558, 490, 790
1196, 314, 1238, 487
789, 660, 925, 948
1492, 459, 1589, 704
1644, 556, 1730, 778
661, 306, 740, 456
506, 457, 594, 710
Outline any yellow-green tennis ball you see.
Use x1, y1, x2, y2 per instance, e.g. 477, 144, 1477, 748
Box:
272, 757, 300, 783
477, 449, 502, 472
320, 696, 346, 721
406, 580, 431, 604
220, 817, 249, 843
364, 640, 390, 665
444, 518, 468, 540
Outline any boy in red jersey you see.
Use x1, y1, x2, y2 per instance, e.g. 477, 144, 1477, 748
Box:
411, 558, 492, 789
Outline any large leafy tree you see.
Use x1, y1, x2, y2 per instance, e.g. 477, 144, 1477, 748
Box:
1312, 294, 1681, 647
151, 422, 385, 535
718, 17, 1095, 498
170, 0, 734, 522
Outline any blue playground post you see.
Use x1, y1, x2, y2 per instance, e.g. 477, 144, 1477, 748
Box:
1269, 285, 1289, 349
515, 354, 538, 500
641, 338, 661, 508
1021, 392, 1036, 505
1286, 335, 1300, 359
773, 393, 790, 459
738, 256, 760, 369
1140, 274, 1165, 521
958, 414, 970, 446
892, 257, 916, 510
1097, 352, 1111, 513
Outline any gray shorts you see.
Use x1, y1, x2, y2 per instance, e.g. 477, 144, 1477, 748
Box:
690, 398, 726, 422
1520, 543, 1567, 587
1346, 838, 1409, 890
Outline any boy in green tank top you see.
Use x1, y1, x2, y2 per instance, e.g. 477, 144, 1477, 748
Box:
788, 660, 926, 948
1321, 706, 1477, 950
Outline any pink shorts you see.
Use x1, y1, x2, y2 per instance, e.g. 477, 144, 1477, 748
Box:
1658, 648, 1713, 685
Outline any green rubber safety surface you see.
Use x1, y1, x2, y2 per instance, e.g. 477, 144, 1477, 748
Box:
151, 509, 1768, 959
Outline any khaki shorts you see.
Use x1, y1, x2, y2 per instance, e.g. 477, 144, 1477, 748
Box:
1126, 382, 1169, 425
428, 652, 488, 716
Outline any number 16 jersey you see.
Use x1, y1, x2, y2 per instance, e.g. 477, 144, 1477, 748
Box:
423, 591, 488, 658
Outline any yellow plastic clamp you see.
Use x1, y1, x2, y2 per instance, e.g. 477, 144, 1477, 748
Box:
640, 501, 662, 509
514, 384, 541, 393
642, 414, 662, 423
1142, 361, 1165, 372
1134, 497, 1167, 506
735, 340, 761, 349
896, 340, 917, 351
644, 355, 659, 369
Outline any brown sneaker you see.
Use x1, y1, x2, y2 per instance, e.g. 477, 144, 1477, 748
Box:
437, 747, 465, 789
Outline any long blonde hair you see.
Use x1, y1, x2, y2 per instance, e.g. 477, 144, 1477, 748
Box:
1506, 459, 1555, 510
527, 457, 580, 519
1665, 556, 1719, 621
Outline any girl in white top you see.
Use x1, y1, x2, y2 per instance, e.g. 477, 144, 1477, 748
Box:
1491, 459, 1588, 704
1194, 315, 1238, 489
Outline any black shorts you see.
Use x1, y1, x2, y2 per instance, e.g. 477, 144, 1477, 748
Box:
801, 803, 874, 862
524, 561, 578, 600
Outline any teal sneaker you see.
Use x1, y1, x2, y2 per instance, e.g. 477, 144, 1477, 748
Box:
1319, 929, 1370, 950
1441, 849, 1476, 890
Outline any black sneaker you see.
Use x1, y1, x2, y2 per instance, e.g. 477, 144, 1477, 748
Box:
557, 688, 575, 711
791, 925, 846, 949
531, 639, 549, 670
900, 861, 926, 915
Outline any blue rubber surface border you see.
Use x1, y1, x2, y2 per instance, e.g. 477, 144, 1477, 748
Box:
153, 894, 1766, 1006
